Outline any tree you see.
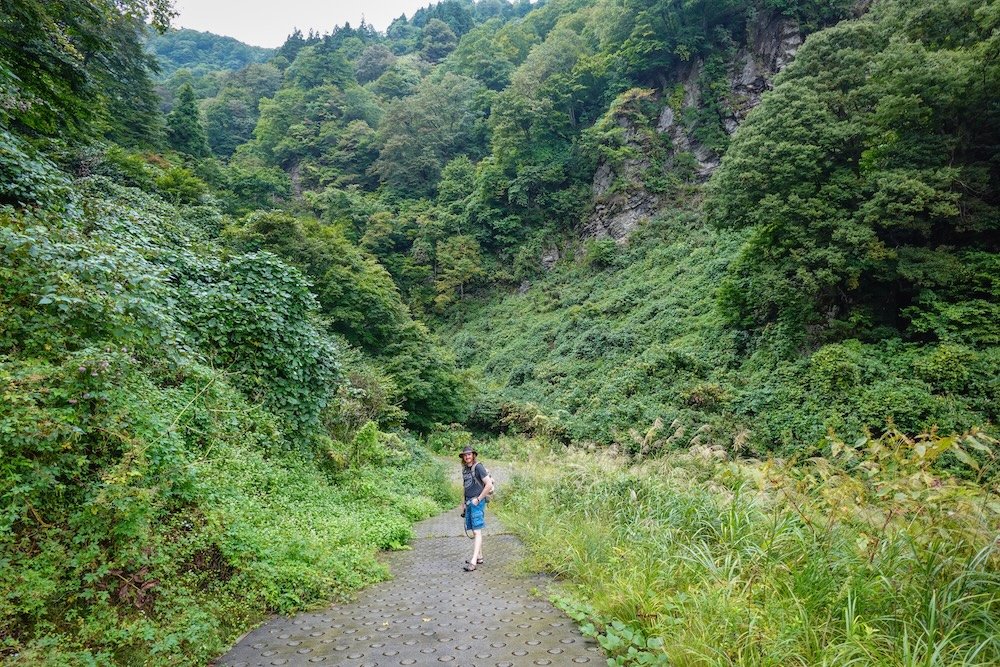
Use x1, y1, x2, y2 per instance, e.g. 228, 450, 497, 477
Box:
369, 62, 421, 99
421, 18, 458, 63
166, 83, 211, 157
0, 0, 173, 140
285, 44, 354, 89
445, 18, 514, 90
434, 234, 485, 309
276, 28, 311, 64
371, 73, 488, 194
355, 44, 396, 83
326, 119, 379, 188
413, 0, 474, 37
223, 161, 291, 214
225, 211, 468, 429
228, 211, 409, 351
203, 89, 255, 157
706, 0, 1000, 346
202, 62, 282, 157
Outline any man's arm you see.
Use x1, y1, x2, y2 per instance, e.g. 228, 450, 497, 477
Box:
472, 472, 493, 504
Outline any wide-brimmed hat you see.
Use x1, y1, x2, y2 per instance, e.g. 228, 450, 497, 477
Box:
458, 446, 478, 457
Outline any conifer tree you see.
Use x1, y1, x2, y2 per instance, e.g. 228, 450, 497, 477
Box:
166, 83, 211, 157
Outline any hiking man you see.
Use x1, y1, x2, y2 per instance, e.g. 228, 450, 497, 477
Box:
459, 445, 493, 571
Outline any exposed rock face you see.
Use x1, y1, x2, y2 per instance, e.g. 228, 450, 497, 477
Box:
541, 245, 561, 270
582, 11, 802, 244
726, 14, 802, 132
655, 62, 720, 180
582, 90, 666, 243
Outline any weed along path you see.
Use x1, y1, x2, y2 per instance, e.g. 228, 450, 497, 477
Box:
217, 461, 602, 666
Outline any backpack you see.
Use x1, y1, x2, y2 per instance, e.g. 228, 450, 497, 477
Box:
473, 463, 496, 500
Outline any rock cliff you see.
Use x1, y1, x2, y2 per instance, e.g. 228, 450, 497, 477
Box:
583, 11, 802, 243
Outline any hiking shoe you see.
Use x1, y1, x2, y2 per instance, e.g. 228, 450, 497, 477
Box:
463, 563, 477, 571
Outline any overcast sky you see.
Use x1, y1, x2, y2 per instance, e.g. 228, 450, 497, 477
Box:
172, 0, 433, 48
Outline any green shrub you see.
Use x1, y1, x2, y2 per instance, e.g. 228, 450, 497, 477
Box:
0, 169, 453, 664
583, 237, 617, 269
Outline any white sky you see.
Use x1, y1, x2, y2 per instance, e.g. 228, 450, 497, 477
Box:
172, 0, 433, 48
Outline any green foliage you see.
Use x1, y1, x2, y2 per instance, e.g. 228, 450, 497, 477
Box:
245, 80, 381, 189
0, 0, 170, 141
706, 0, 1000, 345
434, 234, 486, 309
603, 0, 749, 87
425, 425, 473, 455
355, 43, 397, 83
0, 149, 452, 664
285, 44, 354, 89
145, 28, 275, 80
421, 18, 459, 62
0, 127, 71, 206
202, 89, 260, 158
165, 84, 210, 157
371, 72, 489, 195
155, 164, 208, 204
443, 18, 515, 89
368, 59, 423, 99
179, 251, 341, 436
442, 209, 998, 452
226, 210, 407, 350
582, 237, 617, 268
325, 348, 407, 443
502, 444, 1000, 665
221, 161, 291, 213
225, 210, 470, 430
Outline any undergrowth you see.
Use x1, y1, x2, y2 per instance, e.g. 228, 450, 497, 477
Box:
498, 432, 1000, 666
442, 209, 999, 455
0, 172, 452, 664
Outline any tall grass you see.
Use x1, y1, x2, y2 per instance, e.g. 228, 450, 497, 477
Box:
498, 434, 1000, 666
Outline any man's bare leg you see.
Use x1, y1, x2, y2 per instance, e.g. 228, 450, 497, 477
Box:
470, 529, 483, 565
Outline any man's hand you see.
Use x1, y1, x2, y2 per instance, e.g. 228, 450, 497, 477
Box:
471, 497, 480, 506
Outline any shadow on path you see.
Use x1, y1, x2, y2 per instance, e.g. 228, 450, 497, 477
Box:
216, 460, 602, 666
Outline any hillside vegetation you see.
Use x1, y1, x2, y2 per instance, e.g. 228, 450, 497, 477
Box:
499, 434, 999, 665
1, 0, 998, 664
1, 1, 458, 662
437, 0, 998, 455
147, 28, 275, 79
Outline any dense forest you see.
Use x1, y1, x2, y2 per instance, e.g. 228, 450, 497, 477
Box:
1, 0, 998, 664
146, 28, 274, 79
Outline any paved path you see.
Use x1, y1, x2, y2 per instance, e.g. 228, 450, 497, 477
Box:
217, 462, 602, 667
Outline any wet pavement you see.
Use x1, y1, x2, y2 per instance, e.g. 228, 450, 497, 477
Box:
216, 465, 602, 667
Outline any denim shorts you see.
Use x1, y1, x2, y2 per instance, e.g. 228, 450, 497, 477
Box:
464, 499, 486, 531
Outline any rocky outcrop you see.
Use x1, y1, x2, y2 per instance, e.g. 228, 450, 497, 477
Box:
582, 12, 802, 244
656, 62, 720, 180
582, 88, 667, 242
587, 118, 664, 242
725, 14, 802, 133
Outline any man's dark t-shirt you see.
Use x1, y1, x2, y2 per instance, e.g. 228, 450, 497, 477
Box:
463, 462, 489, 500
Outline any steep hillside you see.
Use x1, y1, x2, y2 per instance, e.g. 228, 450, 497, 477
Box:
439, 0, 999, 452
443, 207, 998, 453
146, 0, 998, 453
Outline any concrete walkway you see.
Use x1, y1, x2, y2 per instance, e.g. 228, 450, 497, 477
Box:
217, 462, 602, 666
